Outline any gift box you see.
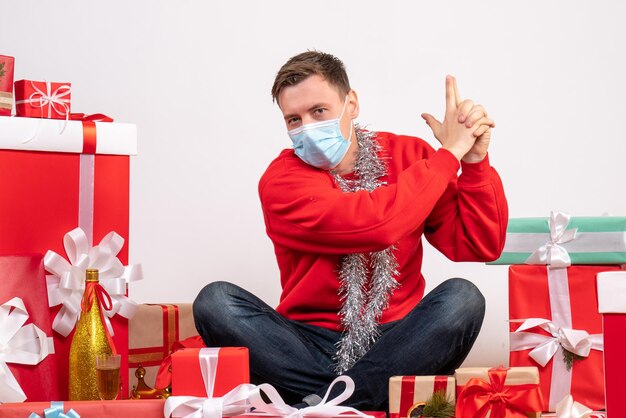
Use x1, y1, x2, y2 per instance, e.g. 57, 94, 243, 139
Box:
508, 265, 623, 411
0, 255, 59, 403
129, 303, 199, 393
389, 375, 455, 418
14, 79, 71, 119
597, 271, 626, 418
0, 115, 137, 400
0, 399, 165, 418
455, 366, 543, 418
171, 347, 249, 397
0, 55, 15, 116
490, 212, 626, 265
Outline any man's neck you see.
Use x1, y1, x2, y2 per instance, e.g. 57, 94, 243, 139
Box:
332, 127, 359, 175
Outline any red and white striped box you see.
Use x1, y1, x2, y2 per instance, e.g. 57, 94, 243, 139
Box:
389, 375, 455, 418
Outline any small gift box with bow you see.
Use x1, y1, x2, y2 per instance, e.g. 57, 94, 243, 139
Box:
455, 366, 543, 418
14, 79, 71, 120
0, 55, 15, 116
597, 271, 626, 418
128, 303, 200, 395
489, 212, 626, 265
171, 347, 250, 397
389, 375, 455, 418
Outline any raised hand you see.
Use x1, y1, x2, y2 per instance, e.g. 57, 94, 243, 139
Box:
421, 75, 494, 162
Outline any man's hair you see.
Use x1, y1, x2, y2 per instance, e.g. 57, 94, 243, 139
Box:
271, 51, 351, 104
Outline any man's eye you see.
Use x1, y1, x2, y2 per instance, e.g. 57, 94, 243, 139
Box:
288, 117, 300, 125
314, 108, 326, 115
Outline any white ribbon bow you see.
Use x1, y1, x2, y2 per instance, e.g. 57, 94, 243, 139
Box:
0, 297, 55, 403
248, 375, 374, 418
510, 318, 603, 367
525, 211, 578, 267
555, 395, 593, 418
44, 227, 143, 337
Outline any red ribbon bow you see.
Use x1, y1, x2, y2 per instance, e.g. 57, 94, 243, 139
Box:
68, 113, 114, 154
81, 281, 118, 354
456, 367, 544, 418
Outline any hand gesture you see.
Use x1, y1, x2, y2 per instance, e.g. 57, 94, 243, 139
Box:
421, 75, 495, 162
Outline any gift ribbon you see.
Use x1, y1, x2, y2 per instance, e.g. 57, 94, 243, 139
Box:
455, 367, 543, 418
44, 227, 143, 337
0, 297, 55, 403
248, 375, 375, 418
15, 81, 71, 119
82, 281, 117, 355
510, 318, 603, 366
28, 401, 80, 418
524, 211, 577, 267
555, 395, 593, 418
164, 347, 256, 418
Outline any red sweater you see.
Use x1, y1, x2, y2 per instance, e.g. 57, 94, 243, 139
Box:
258, 131, 508, 331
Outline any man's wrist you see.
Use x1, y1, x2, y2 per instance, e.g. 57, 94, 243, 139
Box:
461, 152, 487, 164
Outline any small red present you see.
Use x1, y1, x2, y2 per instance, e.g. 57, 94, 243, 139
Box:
171, 347, 249, 397
389, 375, 455, 418
14, 79, 71, 119
455, 366, 543, 418
508, 265, 622, 411
0, 255, 60, 402
597, 271, 626, 418
0, 55, 15, 116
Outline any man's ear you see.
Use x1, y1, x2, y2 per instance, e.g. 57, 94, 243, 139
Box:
348, 89, 360, 119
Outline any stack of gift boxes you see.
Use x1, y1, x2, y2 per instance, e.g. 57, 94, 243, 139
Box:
388, 212, 626, 417
0, 54, 142, 414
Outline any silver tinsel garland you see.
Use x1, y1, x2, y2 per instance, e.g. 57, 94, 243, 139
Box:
331, 125, 400, 374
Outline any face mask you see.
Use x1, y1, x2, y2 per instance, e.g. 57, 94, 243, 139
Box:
288, 97, 353, 170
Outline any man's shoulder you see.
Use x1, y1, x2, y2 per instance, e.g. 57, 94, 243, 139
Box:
374, 130, 435, 158
258, 149, 329, 196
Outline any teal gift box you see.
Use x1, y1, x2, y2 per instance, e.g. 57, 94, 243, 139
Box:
490, 212, 626, 265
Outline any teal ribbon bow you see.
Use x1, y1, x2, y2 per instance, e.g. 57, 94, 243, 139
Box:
28, 401, 80, 418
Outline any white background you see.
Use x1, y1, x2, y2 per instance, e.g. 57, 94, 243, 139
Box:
2, 1, 625, 367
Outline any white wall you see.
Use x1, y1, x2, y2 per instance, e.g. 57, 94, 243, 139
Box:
2, 0, 625, 367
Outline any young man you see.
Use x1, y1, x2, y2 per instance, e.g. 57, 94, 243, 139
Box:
194, 51, 508, 410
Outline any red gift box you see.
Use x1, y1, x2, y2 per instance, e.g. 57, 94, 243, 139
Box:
0, 115, 137, 400
0, 55, 15, 116
0, 255, 60, 402
171, 347, 249, 397
0, 399, 165, 418
14, 79, 71, 119
389, 375, 454, 418
508, 265, 623, 411
597, 271, 626, 418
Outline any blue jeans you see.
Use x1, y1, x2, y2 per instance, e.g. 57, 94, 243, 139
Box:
193, 278, 484, 411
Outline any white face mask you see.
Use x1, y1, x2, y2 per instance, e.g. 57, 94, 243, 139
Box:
287, 97, 353, 169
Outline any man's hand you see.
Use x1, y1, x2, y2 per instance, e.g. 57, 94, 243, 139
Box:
421, 75, 495, 162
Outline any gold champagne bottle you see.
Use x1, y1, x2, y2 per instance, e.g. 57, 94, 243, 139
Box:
68, 269, 114, 400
